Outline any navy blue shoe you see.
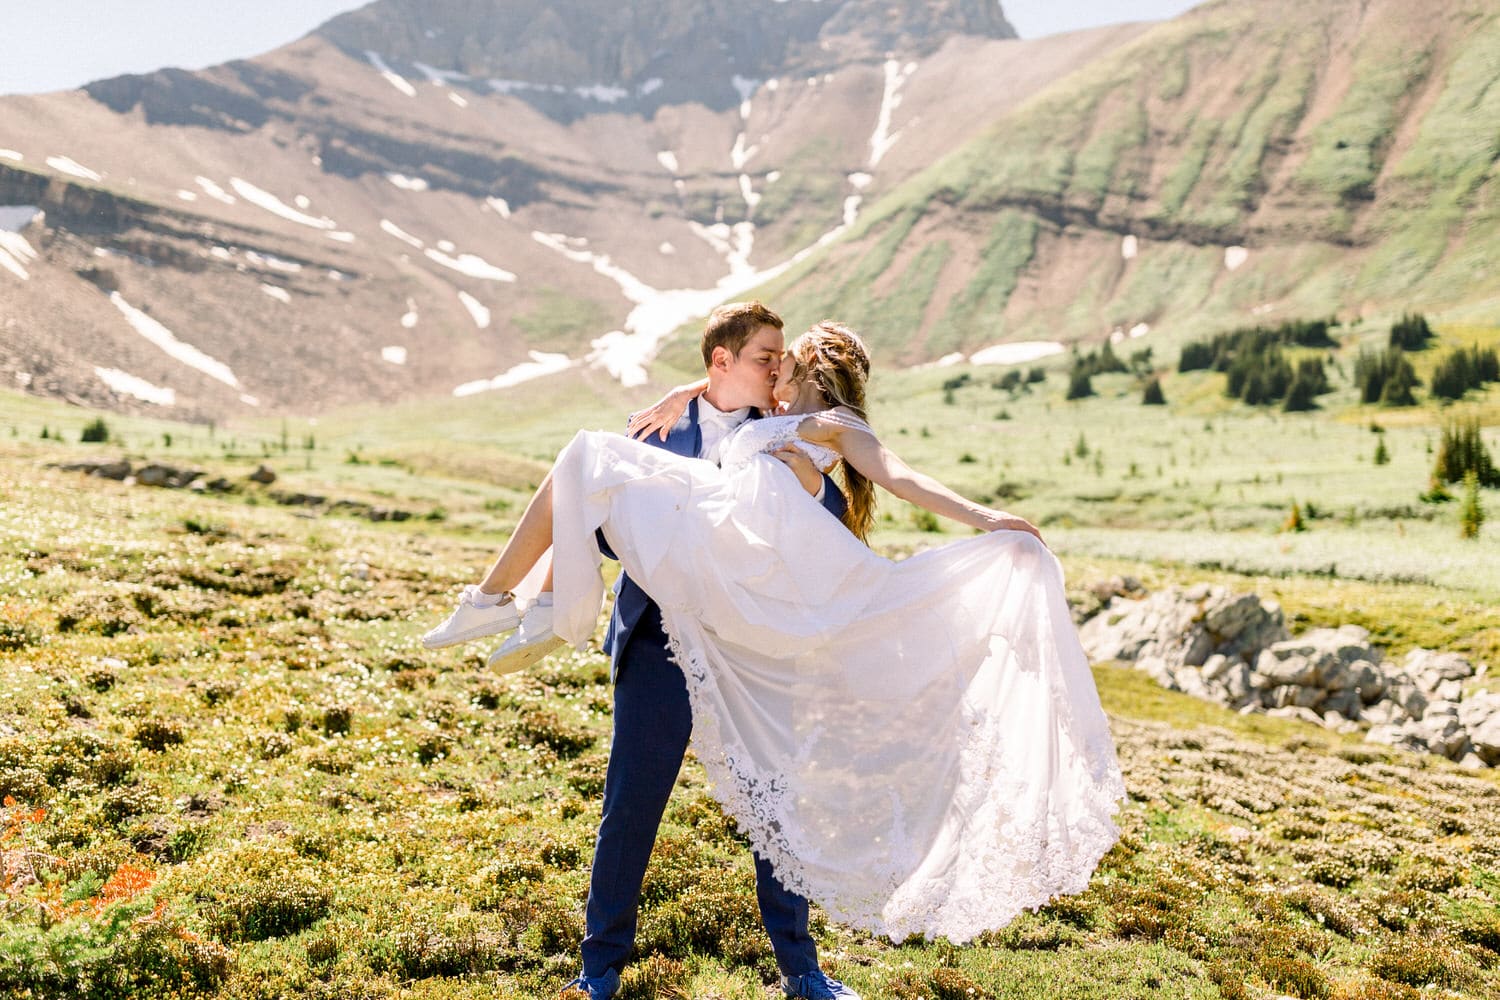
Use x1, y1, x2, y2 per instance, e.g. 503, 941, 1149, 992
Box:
561, 967, 620, 999
782, 968, 861, 999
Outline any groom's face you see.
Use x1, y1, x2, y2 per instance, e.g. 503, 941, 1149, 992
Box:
713, 324, 784, 410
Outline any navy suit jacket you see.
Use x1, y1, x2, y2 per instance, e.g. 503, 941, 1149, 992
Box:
601, 398, 848, 679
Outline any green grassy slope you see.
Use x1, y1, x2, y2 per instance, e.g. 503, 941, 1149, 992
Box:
2, 382, 1499, 998
742, 0, 1500, 362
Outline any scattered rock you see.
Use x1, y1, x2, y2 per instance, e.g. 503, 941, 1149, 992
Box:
249, 464, 277, 484
1078, 584, 1289, 669
1081, 582, 1493, 767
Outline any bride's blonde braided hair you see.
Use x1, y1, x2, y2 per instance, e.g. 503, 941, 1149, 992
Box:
791, 321, 876, 541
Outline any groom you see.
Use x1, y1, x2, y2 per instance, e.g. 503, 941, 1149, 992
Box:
564, 302, 860, 1000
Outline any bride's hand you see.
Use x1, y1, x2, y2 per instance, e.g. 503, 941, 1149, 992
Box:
772, 445, 823, 497
628, 379, 708, 440
986, 513, 1045, 543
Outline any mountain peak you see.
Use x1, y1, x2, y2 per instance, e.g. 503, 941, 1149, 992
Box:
316, 0, 1016, 116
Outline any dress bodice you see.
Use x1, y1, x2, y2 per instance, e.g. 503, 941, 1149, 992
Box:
720, 413, 842, 472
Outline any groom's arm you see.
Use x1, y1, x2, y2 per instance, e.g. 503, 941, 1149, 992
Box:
819, 472, 847, 523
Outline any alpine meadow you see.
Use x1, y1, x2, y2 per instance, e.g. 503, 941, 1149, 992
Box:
1, 0, 1498, 998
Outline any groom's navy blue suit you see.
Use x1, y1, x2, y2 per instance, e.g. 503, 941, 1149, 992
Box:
581, 398, 848, 980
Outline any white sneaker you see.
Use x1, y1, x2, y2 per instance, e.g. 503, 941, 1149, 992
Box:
487, 601, 565, 674
421, 585, 522, 649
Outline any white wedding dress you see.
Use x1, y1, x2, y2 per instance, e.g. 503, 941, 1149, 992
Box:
548, 413, 1125, 943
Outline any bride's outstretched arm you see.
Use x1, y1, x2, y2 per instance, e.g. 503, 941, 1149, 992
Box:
805, 412, 1043, 540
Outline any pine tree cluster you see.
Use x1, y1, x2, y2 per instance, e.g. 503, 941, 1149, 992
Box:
1353, 348, 1419, 406
1433, 419, 1499, 488
1388, 313, 1435, 352
1429, 344, 1500, 401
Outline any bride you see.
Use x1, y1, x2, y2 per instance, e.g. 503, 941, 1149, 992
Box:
425, 320, 1124, 943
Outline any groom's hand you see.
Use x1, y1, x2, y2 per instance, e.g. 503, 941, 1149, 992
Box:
772, 445, 823, 497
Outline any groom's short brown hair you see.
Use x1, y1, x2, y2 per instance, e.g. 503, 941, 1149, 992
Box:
701, 301, 783, 368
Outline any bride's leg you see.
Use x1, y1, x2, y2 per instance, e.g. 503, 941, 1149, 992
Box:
478, 470, 555, 595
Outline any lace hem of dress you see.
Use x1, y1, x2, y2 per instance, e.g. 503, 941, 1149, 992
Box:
660, 622, 1125, 943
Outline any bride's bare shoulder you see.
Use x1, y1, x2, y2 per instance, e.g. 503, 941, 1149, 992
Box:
797, 407, 871, 442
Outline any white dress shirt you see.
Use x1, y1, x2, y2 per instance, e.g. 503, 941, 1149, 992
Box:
697, 396, 752, 465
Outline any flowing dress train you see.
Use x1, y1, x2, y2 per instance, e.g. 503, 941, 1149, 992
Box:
548, 415, 1125, 942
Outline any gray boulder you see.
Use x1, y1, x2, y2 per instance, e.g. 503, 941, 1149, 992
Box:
1267, 705, 1324, 726
1408, 711, 1467, 759
1466, 702, 1500, 766
1366, 723, 1427, 752
1079, 584, 1288, 669
1404, 649, 1476, 687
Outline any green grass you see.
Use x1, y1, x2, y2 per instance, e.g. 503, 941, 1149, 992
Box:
512, 288, 615, 353
3, 434, 1497, 999
925, 211, 1039, 356
2, 323, 1500, 996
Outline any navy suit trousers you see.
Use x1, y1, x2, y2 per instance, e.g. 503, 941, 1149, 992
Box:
580, 604, 818, 978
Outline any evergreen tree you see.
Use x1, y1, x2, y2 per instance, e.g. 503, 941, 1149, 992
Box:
1142, 378, 1167, 405
1460, 471, 1485, 539
1433, 418, 1500, 487
1066, 368, 1095, 400
80, 417, 110, 443
1374, 438, 1390, 465
1430, 345, 1500, 401
1378, 361, 1418, 406
1389, 312, 1434, 351
1355, 348, 1420, 406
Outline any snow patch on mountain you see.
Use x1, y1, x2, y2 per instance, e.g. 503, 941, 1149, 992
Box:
0, 207, 41, 281
387, 173, 430, 191
109, 292, 242, 389
426, 248, 516, 282
95, 367, 176, 406
230, 178, 337, 230
968, 341, 1065, 366
458, 291, 491, 328
194, 177, 236, 204
46, 155, 102, 181
365, 51, 417, 97
381, 220, 425, 248
869, 59, 917, 167
453, 351, 574, 397
243, 250, 302, 274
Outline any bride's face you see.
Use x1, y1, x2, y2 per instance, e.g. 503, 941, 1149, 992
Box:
771, 351, 800, 407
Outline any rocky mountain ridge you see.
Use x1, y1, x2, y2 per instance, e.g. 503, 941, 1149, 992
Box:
0, 0, 1125, 417
5, 0, 1494, 420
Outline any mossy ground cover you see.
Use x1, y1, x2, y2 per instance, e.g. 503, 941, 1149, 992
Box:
2, 364, 1498, 998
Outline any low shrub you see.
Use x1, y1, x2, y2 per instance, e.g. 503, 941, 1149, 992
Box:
1368, 938, 1476, 989
635, 866, 768, 965
930, 965, 988, 999
511, 709, 595, 758
617, 953, 690, 1000
1258, 954, 1331, 999
197, 847, 333, 942
132, 720, 184, 752
366, 926, 514, 979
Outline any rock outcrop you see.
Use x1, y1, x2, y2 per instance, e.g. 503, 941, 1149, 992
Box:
1081, 585, 1497, 768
